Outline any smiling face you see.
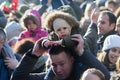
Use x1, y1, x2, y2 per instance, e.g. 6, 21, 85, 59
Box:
50, 51, 74, 79
108, 47, 120, 63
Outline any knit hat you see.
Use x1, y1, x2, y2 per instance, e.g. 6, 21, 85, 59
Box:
53, 18, 71, 31
4, 21, 24, 40
102, 35, 120, 51
116, 16, 120, 25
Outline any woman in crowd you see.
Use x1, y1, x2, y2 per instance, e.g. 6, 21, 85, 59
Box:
97, 35, 120, 79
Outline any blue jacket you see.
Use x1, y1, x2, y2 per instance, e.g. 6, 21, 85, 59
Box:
0, 59, 9, 80
41, 0, 68, 9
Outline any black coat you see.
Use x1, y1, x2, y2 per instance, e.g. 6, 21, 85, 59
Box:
11, 50, 110, 80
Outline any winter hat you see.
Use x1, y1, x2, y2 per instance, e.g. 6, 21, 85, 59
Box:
25, 9, 42, 27
102, 35, 120, 51
53, 18, 71, 31
4, 21, 24, 40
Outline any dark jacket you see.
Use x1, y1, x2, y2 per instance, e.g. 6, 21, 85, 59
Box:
11, 50, 110, 80
97, 29, 117, 51
0, 52, 21, 80
84, 23, 117, 55
84, 23, 98, 55
41, 0, 68, 9
48, 22, 98, 55
49, 26, 90, 51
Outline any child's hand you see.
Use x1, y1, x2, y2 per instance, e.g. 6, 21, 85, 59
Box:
44, 40, 62, 47
53, 40, 62, 46
32, 38, 47, 57
44, 40, 54, 48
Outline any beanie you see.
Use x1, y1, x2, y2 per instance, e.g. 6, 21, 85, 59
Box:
4, 21, 24, 40
53, 18, 71, 31
102, 35, 120, 51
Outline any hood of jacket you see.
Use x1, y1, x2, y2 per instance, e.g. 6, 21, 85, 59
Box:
26, 9, 42, 28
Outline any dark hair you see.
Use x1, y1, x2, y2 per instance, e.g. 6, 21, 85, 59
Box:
101, 11, 117, 25
105, 0, 118, 8
49, 45, 73, 57
0, 28, 6, 40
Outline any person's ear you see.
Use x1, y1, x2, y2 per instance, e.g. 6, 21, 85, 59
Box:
70, 56, 74, 63
110, 23, 116, 30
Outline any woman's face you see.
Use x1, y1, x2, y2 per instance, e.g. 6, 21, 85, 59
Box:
108, 47, 120, 63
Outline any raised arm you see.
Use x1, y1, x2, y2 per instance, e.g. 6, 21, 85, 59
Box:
11, 38, 47, 80
71, 34, 110, 80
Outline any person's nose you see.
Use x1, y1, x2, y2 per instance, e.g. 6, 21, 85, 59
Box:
61, 29, 66, 34
56, 66, 62, 73
97, 23, 102, 28
114, 52, 120, 58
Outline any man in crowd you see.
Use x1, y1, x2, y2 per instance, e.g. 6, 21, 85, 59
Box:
11, 34, 110, 80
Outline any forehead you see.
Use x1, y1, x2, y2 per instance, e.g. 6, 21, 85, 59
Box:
98, 14, 109, 22
50, 51, 71, 63
83, 73, 101, 80
110, 47, 120, 51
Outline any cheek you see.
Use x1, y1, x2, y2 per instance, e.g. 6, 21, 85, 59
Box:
56, 33, 61, 38
108, 51, 114, 57
117, 27, 120, 31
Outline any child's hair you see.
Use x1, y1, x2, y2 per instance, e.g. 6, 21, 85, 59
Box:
21, 14, 39, 28
81, 68, 105, 80
44, 10, 79, 31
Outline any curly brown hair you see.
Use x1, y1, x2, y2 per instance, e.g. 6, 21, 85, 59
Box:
44, 10, 79, 31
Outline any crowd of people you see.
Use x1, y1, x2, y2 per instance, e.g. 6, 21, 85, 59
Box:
0, 0, 120, 80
